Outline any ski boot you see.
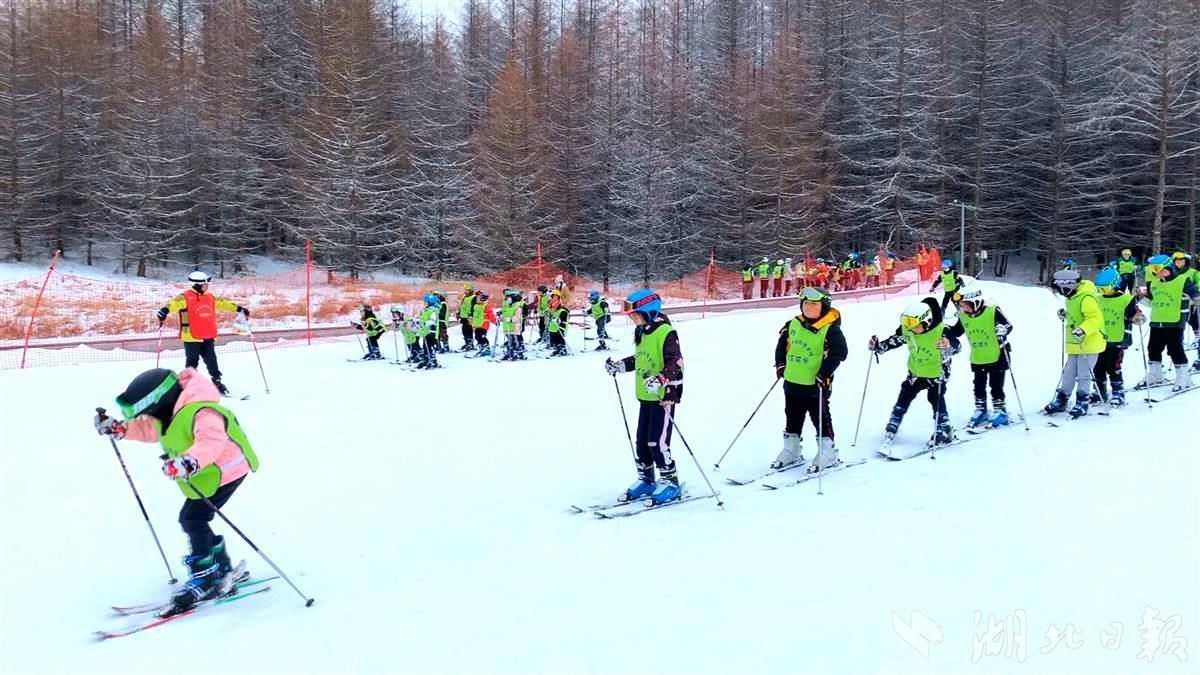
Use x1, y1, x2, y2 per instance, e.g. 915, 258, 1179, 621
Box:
620, 474, 657, 503
989, 399, 1009, 427
650, 477, 682, 505
770, 433, 804, 470
807, 437, 839, 473
967, 400, 989, 429
1067, 395, 1089, 419
1172, 366, 1192, 392
476, 345, 492, 358
1109, 382, 1126, 407
930, 419, 955, 446
1191, 359, 1200, 375
459, 342, 475, 353
1043, 390, 1069, 415
1135, 362, 1164, 390
168, 536, 234, 615
212, 378, 230, 396
1088, 391, 1103, 405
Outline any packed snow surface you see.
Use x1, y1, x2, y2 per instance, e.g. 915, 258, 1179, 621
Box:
1, 281, 1196, 674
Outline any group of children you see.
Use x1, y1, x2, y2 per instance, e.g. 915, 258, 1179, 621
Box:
741, 253, 898, 300
349, 281, 615, 366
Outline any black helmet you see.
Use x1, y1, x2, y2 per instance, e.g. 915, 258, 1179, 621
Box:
116, 368, 182, 424
537, 285, 548, 293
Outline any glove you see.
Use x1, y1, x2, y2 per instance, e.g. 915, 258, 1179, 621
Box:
937, 337, 950, 350
604, 358, 625, 376
775, 364, 785, 379
161, 455, 200, 480
350, 321, 362, 330
868, 336, 881, 353
1072, 327, 1085, 340
1057, 308, 1066, 321
644, 374, 669, 393
1132, 311, 1146, 326
156, 307, 169, 325
995, 324, 1009, 338
94, 414, 126, 439
237, 305, 250, 319
815, 373, 833, 390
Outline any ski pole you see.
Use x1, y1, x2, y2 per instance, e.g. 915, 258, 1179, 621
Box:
355, 333, 364, 356
611, 374, 638, 465
247, 326, 270, 394
666, 411, 724, 509
155, 323, 164, 368
850, 350, 878, 447
816, 383, 827, 495
931, 375, 946, 461
95, 408, 177, 585
181, 477, 315, 608
713, 377, 779, 469
1137, 322, 1152, 408
1059, 316, 1065, 368
392, 326, 400, 362
1003, 345, 1030, 432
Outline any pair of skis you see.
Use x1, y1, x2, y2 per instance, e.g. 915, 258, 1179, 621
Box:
95, 570, 278, 641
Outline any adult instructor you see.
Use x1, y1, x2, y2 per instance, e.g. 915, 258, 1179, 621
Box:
157, 271, 248, 395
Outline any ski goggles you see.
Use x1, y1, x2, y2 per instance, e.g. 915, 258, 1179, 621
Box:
622, 293, 661, 313
116, 371, 178, 420
798, 287, 830, 303
900, 314, 927, 330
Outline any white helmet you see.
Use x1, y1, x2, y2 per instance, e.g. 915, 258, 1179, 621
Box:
900, 302, 934, 331
953, 283, 985, 313
188, 270, 211, 284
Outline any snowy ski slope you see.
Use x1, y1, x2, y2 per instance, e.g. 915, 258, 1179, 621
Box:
1, 281, 1196, 674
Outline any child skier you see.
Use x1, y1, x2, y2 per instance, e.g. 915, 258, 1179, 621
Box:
418, 294, 442, 369
1044, 269, 1106, 416
929, 259, 963, 313
547, 291, 570, 357
588, 290, 612, 351
390, 305, 421, 363
868, 298, 961, 446
1137, 254, 1200, 391
772, 287, 847, 473
435, 291, 451, 353
350, 304, 386, 360
500, 289, 527, 361
535, 285, 551, 343
604, 289, 684, 505
457, 284, 476, 352
1114, 248, 1139, 293
472, 290, 496, 356
1091, 268, 1140, 407
943, 284, 1014, 428
94, 367, 260, 614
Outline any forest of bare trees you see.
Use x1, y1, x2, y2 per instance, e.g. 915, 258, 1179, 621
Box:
1, 0, 1197, 282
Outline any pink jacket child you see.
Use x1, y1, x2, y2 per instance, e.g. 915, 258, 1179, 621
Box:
96, 367, 260, 613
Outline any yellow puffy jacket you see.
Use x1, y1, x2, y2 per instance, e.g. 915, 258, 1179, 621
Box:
1064, 281, 1106, 355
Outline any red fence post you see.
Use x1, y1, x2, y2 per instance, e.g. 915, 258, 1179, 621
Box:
20, 250, 61, 369
305, 240, 312, 345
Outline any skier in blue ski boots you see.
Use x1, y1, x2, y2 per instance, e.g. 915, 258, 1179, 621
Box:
943, 283, 1014, 428
604, 289, 684, 505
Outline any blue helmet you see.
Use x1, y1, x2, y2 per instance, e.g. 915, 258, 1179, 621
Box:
623, 289, 662, 319
942, 259, 954, 270
1094, 266, 1120, 290
1061, 258, 1077, 270
423, 292, 439, 306
588, 290, 600, 302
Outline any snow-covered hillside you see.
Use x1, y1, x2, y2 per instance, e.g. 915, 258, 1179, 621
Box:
1, 281, 1196, 674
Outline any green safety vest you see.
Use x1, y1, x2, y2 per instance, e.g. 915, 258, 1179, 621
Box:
939, 271, 958, 293
902, 323, 945, 379
459, 295, 475, 319
742, 269, 753, 282
361, 316, 386, 338
772, 265, 784, 280
160, 402, 259, 500
418, 306, 437, 337
501, 301, 519, 332
472, 301, 488, 330
635, 324, 676, 402
399, 321, 418, 344
548, 308, 566, 334
1148, 273, 1188, 325
538, 294, 551, 314
1117, 258, 1137, 275
783, 317, 830, 385
957, 306, 1002, 365
756, 262, 770, 278
590, 301, 607, 320
1097, 292, 1133, 343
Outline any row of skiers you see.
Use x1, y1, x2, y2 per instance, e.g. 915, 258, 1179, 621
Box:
350, 285, 614, 367
740, 253, 897, 299
611, 250, 1198, 507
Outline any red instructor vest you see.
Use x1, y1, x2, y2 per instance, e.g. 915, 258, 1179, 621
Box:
182, 290, 218, 340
